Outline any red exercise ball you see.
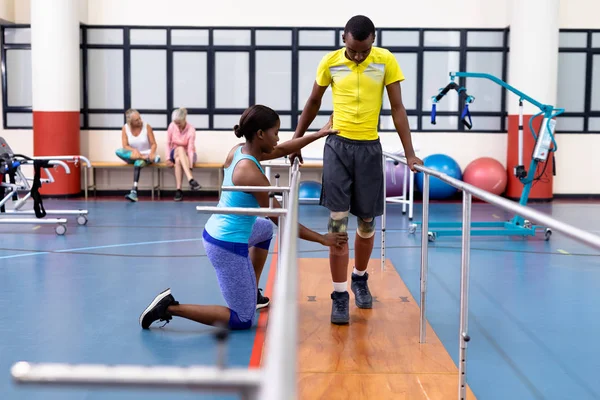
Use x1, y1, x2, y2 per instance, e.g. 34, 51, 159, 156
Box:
463, 157, 507, 195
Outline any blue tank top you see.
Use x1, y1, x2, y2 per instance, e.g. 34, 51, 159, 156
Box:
204, 146, 265, 244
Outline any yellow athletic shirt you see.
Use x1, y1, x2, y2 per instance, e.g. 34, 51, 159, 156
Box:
315, 47, 405, 141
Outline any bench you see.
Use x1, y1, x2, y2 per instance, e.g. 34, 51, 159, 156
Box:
154, 162, 225, 199
84, 159, 325, 200
85, 161, 224, 200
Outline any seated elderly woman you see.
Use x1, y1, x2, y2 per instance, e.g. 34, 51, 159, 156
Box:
167, 108, 201, 201
115, 109, 160, 202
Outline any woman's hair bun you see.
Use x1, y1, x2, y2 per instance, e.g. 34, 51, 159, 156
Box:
233, 124, 243, 138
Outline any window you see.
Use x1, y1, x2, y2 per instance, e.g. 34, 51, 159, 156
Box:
1, 25, 510, 132
87, 49, 124, 109
557, 30, 600, 133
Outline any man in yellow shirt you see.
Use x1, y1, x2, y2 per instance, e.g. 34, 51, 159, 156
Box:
290, 15, 423, 325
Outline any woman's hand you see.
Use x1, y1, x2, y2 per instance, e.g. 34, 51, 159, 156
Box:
317, 114, 339, 138
321, 232, 348, 247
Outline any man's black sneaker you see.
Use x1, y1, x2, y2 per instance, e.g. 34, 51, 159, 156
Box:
330, 291, 350, 325
139, 288, 179, 329
351, 272, 373, 309
256, 288, 270, 310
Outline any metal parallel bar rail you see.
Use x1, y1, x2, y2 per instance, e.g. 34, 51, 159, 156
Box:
14, 159, 71, 174
10, 160, 304, 400
381, 151, 600, 400
258, 160, 301, 400
221, 185, 290, 193
26, 155, 92, 168
195, 206, 287, 217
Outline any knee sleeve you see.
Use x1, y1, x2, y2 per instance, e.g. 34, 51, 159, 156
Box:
328, 211, 349, 233
328, 211, 349, 255
228, 309, 253, 330
357, 217, 376, 239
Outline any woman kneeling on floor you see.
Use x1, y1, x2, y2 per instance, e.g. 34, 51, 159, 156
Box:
139, 104, 347, 331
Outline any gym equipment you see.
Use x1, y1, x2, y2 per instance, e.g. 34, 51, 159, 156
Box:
462, 157, 507, 196
385, 159, 406, 197
298, 181, 321, 203
0, 137, 92, 235
384, 147, 417, 220
415, 154, 462, 200
410, 72, 563, 241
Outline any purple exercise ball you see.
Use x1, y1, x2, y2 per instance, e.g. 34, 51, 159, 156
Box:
385, 160, 407, 197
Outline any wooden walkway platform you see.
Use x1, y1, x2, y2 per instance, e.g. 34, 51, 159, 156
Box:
296, 258, 476, 400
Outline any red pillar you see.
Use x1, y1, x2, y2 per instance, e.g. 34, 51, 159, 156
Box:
506, 115, 554, 201
31, 0, 80, 196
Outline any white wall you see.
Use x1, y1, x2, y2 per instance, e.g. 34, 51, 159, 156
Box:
12, 0, 87, 24
13, 0, 29, 23
0, 0, 13, 22
559, 0, 600, 29
3, 0, 600, 195
87, 0, 509, 28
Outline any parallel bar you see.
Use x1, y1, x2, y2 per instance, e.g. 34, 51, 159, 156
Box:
11, 362, 261, 394
260, 161, 291, 168
381, 155, 387, 271
17, 159, 71, 174
0, 218, 67, 224
28, 155, 92, 168
2, 210, 88, 216
419, 173, 430, 343
196, 206, 287, 217
221, 186, 290, 193
458, 192, 472, 400
275, 174, 282, 276
259, 161, 301, 400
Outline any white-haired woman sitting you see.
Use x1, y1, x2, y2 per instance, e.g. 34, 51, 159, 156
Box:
166, 108, 201, 201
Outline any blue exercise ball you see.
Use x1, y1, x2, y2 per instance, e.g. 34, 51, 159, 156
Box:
415, 154, 462, 199
299, 180, 322, 202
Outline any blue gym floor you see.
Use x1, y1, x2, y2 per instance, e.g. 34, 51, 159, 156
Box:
0, 197, 599, 399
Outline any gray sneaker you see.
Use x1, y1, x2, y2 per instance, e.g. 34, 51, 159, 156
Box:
189, 179, 201, 191
125, 190, 138, 202
174, 189, 183, 201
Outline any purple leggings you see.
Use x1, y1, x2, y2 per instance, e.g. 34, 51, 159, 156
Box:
202, 217, 274, 330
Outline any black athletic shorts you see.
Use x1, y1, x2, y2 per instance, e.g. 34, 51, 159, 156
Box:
319, 134, 384, 219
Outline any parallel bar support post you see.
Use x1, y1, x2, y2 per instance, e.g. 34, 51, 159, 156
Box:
275, 174, 282, 276
419, 173, 430, 343
458, 191, 472, 400
381, 155, 387, 271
